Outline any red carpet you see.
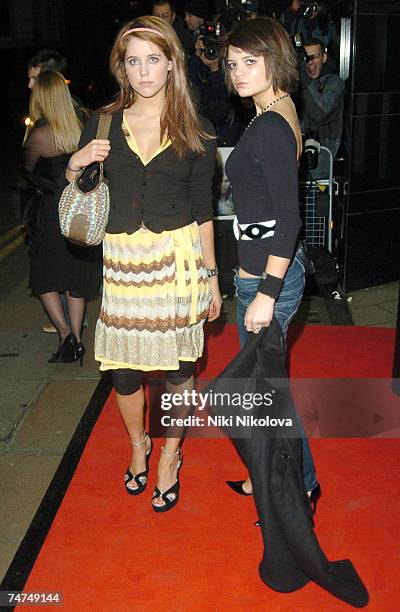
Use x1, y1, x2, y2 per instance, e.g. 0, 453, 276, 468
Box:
17, 325, 400, 611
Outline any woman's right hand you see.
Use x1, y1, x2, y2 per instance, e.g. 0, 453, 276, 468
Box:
69, 139, 111, 171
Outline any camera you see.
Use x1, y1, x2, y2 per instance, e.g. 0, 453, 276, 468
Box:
300, 0, 322, 19
219, 0, 259, 30
303, 132, 320, 171
197, 23, 222, 60
291, 32, 305, 61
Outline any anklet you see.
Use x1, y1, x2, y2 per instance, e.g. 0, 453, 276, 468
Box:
161, 446, 180, 456
131, 432, 148, 447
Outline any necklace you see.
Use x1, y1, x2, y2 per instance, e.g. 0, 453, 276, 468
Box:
246, 93, 290, 131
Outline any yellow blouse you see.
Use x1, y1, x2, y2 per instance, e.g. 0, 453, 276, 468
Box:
122, 113, 171, 165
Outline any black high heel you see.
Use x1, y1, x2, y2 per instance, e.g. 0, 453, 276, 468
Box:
124, 432, 152, 496
152, 447, 182, 513
226, 480, 253, 496
75, 342, 86, 367
254, 484, 322, 528
48, 333, 77, 363
308, 483, 322, 515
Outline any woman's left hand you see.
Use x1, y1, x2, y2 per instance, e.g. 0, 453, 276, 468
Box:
245, 292, 275, 334
207, 277, 222, 322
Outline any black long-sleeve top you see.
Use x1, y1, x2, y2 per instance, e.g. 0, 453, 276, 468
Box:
225, 111, 301, 276
78, 110, 217, 234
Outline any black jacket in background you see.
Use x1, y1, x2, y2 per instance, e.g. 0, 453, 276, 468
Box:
173, 13, 193, 57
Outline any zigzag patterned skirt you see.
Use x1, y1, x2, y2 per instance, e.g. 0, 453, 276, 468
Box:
95, 222, 212, 372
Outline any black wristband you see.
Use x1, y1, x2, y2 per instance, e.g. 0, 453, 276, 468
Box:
257, 274, 284, 300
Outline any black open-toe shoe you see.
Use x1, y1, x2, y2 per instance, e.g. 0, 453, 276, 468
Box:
152, 447, 182, 513
124, 432, 152, 496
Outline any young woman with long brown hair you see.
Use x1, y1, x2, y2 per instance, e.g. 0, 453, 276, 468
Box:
67, 16, 221, 512
23, 70, 101, 365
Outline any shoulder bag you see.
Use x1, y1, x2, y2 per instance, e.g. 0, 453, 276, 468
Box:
59, 113, 112, 246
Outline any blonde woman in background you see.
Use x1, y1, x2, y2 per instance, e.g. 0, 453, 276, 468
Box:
22, 71, 101, 365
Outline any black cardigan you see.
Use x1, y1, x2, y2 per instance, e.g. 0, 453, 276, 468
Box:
78, 110, 217, 234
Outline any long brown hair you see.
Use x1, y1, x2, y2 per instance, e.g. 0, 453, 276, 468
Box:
100, 16, 213, 158
221, 17, 299, 95
24, 70, 82, 153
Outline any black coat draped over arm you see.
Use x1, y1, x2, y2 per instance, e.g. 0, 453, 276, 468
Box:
205, 320, 369, 608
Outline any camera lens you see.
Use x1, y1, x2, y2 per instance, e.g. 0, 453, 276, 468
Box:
205, 45, 217, 60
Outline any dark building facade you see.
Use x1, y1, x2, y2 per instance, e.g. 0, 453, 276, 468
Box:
0, 0, 66, 49
339, 0, 400, 292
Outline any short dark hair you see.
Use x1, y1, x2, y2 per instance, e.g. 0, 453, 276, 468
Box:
152, 0, 175, 10
304, 38, 326, 52
222, 17, 298, 94
27, 49, 68, 74
185, 0, 208, 19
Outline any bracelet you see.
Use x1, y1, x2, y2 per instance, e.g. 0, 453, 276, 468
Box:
67, 162, 82, 173
257, 273, 283, 299
206, 266, 219, 278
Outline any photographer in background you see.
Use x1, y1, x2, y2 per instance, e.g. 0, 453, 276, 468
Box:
299, 38, 344, 174
188, 3, 255, 145
194, 31, 252, 145
152, 0, 192, 56
184, 0, 209, 53
281, 1, 321, 38
281, 1, 339, 63
185, 1, 211, 111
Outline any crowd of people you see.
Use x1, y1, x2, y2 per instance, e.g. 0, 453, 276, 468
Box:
154, 0, 345, 155
21, 1, 345, 300
18, 1, 347, 511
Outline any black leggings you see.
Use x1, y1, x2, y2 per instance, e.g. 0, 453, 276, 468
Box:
112, 361, 196, 395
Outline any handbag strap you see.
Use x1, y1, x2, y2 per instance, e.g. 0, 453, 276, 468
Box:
96, 114, 112, 140
93, 114, 112, 178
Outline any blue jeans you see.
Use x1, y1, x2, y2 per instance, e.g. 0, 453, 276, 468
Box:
234, 253, 318, 492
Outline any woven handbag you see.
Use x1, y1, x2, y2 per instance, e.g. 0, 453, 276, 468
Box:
59, 114, 112, 246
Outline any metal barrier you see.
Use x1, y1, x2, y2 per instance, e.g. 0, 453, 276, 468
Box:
299, 146, 334, 253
